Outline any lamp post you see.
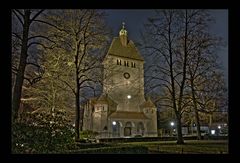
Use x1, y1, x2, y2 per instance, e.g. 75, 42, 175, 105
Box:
170, 122, 175, 136
218, 125, 221, 135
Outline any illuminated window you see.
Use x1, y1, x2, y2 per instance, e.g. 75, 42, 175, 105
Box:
117, 59, 122, 65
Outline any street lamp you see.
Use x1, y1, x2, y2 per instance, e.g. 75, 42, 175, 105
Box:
127, 95, 131, 99
170, 122, 175, 136
112, 121, 116, 125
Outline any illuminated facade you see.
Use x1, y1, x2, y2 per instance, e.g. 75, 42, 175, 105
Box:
83, 23, 157, 138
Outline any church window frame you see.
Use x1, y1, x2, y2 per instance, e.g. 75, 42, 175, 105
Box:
117, 59, 122, 65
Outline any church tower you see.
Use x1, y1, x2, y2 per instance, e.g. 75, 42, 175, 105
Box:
83, 23, 157, 138
103, 22, 145, 113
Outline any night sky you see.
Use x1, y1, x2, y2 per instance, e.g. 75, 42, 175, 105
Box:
104, 9, 228, 85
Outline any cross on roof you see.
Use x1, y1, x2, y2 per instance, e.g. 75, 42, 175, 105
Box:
122, 22, 125, 29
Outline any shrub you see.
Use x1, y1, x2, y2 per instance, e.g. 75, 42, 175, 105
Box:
80, 130, 99, 139
12, 109, 75, 154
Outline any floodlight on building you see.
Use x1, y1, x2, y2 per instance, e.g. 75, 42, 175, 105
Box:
112, 121, 116, 125
170, 122, 174, 126
127, 95, 131, 99
218, 125, 221, 129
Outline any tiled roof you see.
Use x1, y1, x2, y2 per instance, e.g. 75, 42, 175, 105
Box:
109, 111, 149, 120
107, 37, 144, 61
140, 97, 156, 108
93, 94, 117, 106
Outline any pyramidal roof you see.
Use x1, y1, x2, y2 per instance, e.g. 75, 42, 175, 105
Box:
93, 93, 117, 106
106, 23, 144, 61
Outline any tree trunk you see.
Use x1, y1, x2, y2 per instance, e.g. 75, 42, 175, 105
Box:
190, 79, 202, 140
74, 41, 81, 141
75, 78, 80, 141
157, 108, 161, 136
176, 112, 184, 144
12, 10, 31, 121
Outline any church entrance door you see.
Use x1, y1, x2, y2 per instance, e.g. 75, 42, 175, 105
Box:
124, 127, 131, 136
124, 122, 132, 136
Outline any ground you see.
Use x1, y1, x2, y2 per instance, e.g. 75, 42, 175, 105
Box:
123, 140, 228, 154
68, 140, 228, 154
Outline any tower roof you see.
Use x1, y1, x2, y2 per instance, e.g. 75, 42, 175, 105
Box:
107, 37, 144, 61
106, 23, 144, 61
119, 22, 127, 36
140, 97, 156, 108
94, 94, 117, 106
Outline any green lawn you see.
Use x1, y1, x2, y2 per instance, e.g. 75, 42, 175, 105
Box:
121, 140, 228, 154
66, 140, 228, 154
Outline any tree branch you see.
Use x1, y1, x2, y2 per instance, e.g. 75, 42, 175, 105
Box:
12, 9, 24, 25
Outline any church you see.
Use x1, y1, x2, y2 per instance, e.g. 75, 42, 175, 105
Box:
82, 23, 157, 138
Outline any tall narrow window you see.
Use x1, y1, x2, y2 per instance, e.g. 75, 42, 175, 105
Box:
124, 61, 127, 66
117, 59, 119, 65
127, 61, 129, 67
119, 60, 121, 65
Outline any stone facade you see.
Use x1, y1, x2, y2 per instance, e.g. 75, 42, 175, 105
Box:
82, 23, 157, 138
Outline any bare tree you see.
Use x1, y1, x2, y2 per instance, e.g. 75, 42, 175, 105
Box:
40, 10, 110, 140
11, 9, 55, 121
141, 9, 226, 143
142, 10, 186, 144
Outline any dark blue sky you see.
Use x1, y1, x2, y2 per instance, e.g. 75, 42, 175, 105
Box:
104, 9, 228, 84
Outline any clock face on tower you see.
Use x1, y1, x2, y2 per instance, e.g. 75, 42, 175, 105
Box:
123, 72, 130, 79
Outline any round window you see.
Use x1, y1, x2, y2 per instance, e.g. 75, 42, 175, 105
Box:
123, 72, 130, 79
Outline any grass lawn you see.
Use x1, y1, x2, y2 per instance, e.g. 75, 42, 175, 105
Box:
69, 140, 228, 154
121, 140, 228, 154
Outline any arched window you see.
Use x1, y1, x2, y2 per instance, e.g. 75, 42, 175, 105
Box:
124, 122, 132, 136
137, 122, 144, 136
112, 121, 120, 137
131, 62, 135, 68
